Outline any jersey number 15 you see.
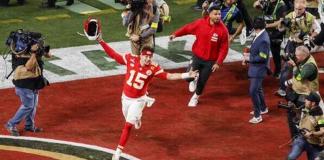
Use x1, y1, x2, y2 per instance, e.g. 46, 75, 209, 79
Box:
126, 70, 148, 90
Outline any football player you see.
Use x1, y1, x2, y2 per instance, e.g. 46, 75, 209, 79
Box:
96, 35, 198, 160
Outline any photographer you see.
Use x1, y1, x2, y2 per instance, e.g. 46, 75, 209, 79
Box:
253, 0, 288, 78
122, 0, 160, 55
5, 30, 51, 136
284, 45, 322, 138
276, 0, 320, 97
287, 92, 324, 160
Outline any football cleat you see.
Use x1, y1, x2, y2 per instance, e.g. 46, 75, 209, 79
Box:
112, 148, 122, 160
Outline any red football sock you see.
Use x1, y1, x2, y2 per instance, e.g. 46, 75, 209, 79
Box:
118, 122, 133, 149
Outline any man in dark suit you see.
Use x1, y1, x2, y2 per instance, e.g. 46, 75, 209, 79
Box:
243, 17, 271, 124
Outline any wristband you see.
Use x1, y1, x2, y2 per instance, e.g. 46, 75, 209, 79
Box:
181, 73, 190, 79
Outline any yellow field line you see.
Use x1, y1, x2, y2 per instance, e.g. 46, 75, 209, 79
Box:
174, 0, 196, 5
35, 14, 71, 21
0, 145, 86, 160
81, 9, 116, 15
0, 19, 23, 24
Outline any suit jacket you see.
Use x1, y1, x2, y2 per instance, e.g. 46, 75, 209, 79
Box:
248, 30, 271, 78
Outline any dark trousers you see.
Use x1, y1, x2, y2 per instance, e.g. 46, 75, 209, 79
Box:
270, 40, 282, 75
249, 78, 267, 117
287, 109, 300, 139
288, 136, 323, 160
187, 55, 214, 95
236, 0, 253, 31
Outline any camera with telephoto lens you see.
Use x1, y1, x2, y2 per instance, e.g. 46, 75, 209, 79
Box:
298, 31, 314, 50
5, 29, 50, 56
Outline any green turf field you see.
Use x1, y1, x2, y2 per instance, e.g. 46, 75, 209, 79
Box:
0, 0, 259, 51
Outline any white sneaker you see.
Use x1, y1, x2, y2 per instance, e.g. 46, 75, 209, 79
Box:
239, 27, 247, 45
145, 96, 155, 107
134, 119, 141, 129
249, 108, 269, 115
249, 116, 262, 124
276, 89, 286, 97
188, 95, 198, 107
112, 148, 122, 160
189, 75, 198, 92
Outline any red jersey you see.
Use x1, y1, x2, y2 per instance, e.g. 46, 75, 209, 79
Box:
173, 17, 229, 64
99, 41, 167, 98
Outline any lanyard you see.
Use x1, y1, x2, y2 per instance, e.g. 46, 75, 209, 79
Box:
223, 4, 237, 24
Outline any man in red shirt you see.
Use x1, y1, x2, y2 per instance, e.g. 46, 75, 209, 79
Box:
169, 5, 229, 107
97, 35, 198, 160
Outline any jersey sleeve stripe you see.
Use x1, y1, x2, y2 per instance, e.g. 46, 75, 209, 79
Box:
155, 69, 164, 75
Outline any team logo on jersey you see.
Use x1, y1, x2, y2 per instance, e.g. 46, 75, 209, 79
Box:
211, 33, 218, 42
146, 70, 152, 76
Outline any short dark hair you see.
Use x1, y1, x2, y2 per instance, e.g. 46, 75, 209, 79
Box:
208, 5, 221, 13
141, 46, 154, 53
253, 17, 266, 30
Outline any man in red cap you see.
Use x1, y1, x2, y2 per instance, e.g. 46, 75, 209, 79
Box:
96, 35, 198, 160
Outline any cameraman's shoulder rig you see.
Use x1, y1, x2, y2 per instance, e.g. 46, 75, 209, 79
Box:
12, 54, 48, 90
6, 29, 49, 90
12, 54, 41, 80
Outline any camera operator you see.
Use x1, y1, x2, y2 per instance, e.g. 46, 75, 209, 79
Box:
287, 91, 324, 160
5, 31, 51, 136
253, 0, 288, 78
275, 0, 320, 97
284, 45, 322, 138
122, 0, 160, 55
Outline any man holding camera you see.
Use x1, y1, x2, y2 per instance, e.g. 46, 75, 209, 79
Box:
276, 0, 320, 97
287, 91, 324, 160
122, 0, 160, 55
5, 37, 51, 136
284, 45, 323, 139
254, 0, 288, 78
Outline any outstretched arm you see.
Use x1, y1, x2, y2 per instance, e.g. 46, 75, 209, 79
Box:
155, 70, 199, 80
97, 36, 126, 65
169, 19, 200, 41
